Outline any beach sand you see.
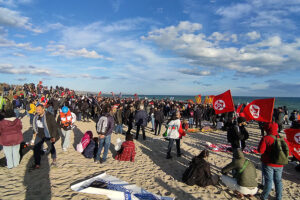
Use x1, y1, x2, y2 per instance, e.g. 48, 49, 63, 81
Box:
0, 114, 300, 200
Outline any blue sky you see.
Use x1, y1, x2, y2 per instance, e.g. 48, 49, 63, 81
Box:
0, 0, 300, 97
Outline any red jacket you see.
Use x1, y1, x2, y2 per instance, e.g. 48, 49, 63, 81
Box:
115, 141, 136, 162
258, 122, 288, 167
0, 118, 23, 146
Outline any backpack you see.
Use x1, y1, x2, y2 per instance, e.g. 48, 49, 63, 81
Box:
15, 99, 21, 107
82, 140, 96, 158
270, 135, 289, 165
76, 131, 93, 153
97, 116, 108, 134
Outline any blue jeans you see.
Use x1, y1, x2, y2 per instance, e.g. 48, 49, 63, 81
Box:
29, 114, 35, 125
3, 145, 20, 169
77, 113, 82, 121
151, 116, 155, 130
14, 108, 20, 118
189, 118, 194, 128
115, 124, 123, 134
261, 163, 283, 200
96, 134, 111, 162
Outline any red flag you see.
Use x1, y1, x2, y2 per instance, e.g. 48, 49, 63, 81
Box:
285, 128, 300, 161
237, 104, 244, 114
98, 91, 102, 96
243, 98, 275, 122
212, 90, 235, 114
134, 93, 139, 101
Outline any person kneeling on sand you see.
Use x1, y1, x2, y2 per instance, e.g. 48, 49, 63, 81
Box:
115, 134, 136, 162
182, 149, 219, 187
221, 149, 258, 198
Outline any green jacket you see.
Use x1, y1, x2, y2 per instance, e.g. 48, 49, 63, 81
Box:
221, 149, 257, 187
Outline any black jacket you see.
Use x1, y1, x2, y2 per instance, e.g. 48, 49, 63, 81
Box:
182, 156, 216, 187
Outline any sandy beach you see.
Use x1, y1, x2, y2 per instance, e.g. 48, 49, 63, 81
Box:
0, 113, 299, 200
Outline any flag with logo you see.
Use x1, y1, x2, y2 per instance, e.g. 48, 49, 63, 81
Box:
195, 95, 201, 104
285, 128, 300, 161
243, 98, 275, 122
212, 90, 235, 114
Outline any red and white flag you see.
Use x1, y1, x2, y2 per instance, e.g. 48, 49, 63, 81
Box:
285, 128, 300, 161
212, 90, 235, 114
243, 98, 275, 122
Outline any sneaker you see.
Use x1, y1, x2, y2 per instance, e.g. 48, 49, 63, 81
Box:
62, 148, 67, 152
51, 162, 57, 167
94, 160, 100, 164
166, 155, 172, 159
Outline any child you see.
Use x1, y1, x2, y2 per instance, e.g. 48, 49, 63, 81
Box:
115, 134, 136, 162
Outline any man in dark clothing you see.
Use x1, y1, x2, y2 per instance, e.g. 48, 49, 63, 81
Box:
81, 98, 90, 122
154, 107, 164, 135
124, 104, 135, 135
135, 105, 148, 140
227, 118, 246, 150
32, 104, 60, 168
194, 105, 203, 129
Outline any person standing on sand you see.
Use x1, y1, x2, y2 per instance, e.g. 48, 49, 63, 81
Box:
165, 111, 185, 159
57, 106, 76, 152
32, 104, 60, 168
95, 106, 115, 164
258, 122, 288, 200
135, 104, 148, 140
0, 112, 23, 169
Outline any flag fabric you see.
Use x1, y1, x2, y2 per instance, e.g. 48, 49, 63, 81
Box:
212, 90, 235, 114
243, 98, 275, 122
237, 104, 245, 117
38, 81, 42, 85
111, 92, 115, 97
204, 95, 214, 104
98, 91, 102, 96
134, 93, 139, 101
284, 128, 300, 161
195, 95, 201, 104
188, 99, 194, 104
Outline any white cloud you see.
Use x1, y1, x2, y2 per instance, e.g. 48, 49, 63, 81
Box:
178, 68, 211, 76
0, 0, 32, 7
216, 3, 252, 19
0, 35, 42, 50
46, 44, 112, 60
246, 31, 260, 40
0, 7, 41, 33
144, 21, 300, 76
12, 52, 24, 57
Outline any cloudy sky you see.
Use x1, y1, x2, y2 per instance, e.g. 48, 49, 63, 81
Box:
0, 0, 300, 96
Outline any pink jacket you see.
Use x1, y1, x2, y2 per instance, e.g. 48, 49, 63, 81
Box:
0, 118, 23, 146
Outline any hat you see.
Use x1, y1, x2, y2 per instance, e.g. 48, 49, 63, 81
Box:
237, 117, 246, 124
62, 106, 69, 113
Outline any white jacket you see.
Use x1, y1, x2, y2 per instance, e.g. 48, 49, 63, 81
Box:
166, 119, 181, 139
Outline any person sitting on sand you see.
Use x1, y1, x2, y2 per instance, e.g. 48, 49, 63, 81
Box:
115, 134, 136, 162
221, 149, 258, 198
182, 149, 219, 187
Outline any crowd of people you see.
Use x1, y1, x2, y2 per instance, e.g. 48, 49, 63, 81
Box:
0, 82, 299, 200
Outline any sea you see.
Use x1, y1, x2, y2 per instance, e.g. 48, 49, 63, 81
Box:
99, 94, 300, 113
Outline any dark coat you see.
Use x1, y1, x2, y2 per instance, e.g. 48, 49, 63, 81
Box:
182, 156, 216, 187
154, 110, 164, 123
135, 110, 148, 127
33, 111, 60, 141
